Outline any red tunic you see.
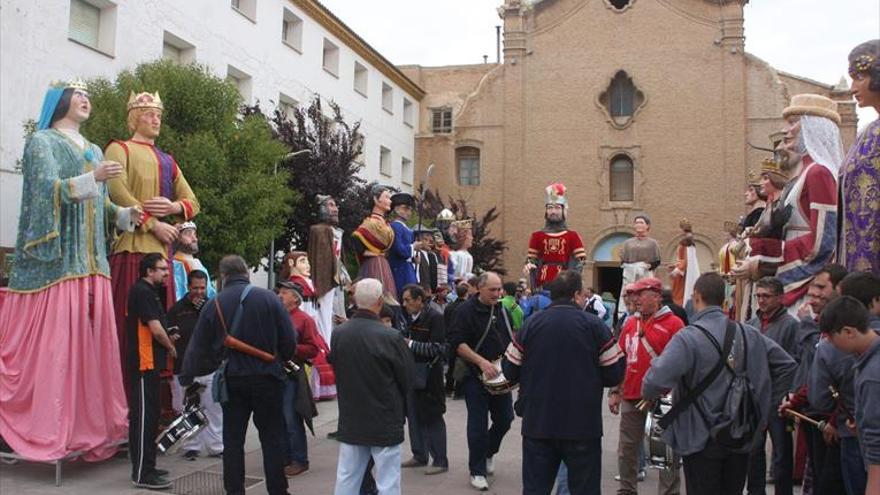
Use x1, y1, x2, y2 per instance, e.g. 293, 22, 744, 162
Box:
617, 308, 684, 401
527, 230, 586, 287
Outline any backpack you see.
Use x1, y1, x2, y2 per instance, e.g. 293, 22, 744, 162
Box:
658, 321, 761, 453
702, 323, 762, 453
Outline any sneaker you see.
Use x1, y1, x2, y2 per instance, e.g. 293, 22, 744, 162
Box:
284, 462, 309, 477
424, 465, 449, 475
485, 456, 495, 475
638, 470, 646, 482
155, 468, 170, 477
470, 475, 489, 491
132, 473, 172, 490
401, 457, 427, 468
183, 450, 199, 461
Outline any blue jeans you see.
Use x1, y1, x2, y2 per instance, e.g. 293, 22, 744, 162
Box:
334, 443, 401, 495
556, 463, 570, 495
463, 376, 514, 476
840, 436, 867, 495
282, 378, 308, 465
747, 415, 793, 495
523, 437, 601, 495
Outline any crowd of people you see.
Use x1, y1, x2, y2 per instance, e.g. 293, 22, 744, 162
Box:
0, 38, 878, 495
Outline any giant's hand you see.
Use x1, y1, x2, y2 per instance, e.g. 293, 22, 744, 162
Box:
151, 221, 178, 245
94, 161, 123, 182
731, 259, 758, 281
143, 196, 181, 217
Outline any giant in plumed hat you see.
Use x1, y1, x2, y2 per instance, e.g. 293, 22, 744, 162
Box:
544, 182, 569, 211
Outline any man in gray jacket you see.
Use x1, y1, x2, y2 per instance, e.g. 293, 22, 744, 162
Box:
809, 271, 880, 495
745, 277, 799, 495
820, 295, 880, 495
642, 272, 796, 495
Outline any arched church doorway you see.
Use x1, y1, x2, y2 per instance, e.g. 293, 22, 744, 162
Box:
591, 232, 632, 303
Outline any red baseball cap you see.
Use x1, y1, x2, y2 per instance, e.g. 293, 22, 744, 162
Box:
632, 277, 662, 294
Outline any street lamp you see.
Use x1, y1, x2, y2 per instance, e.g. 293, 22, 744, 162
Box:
268, 149, 311, 288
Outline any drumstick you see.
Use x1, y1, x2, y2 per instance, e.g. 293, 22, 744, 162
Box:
783, 409, 825, 429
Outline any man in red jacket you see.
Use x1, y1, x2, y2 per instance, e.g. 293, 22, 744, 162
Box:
277, 281, 320, 477
608, 277, 685, 495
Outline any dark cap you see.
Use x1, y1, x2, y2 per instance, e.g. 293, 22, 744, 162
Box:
276, 280, 305, 301
390, 192, 415, 209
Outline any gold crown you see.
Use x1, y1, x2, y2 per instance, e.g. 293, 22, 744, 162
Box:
51, 78, 88, 90
127, 91, 164, 112
451, 218, 473, 230
747, 170, 762, 186
723, 221, 740, 234
760, 158, 782, 174
679, 218, 692, 232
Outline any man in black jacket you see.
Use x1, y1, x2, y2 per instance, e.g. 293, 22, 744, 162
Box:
503, 270, 625, 495
400, 284, 449, 474
329, 278, 414, 495
181, 255, 296, 495
444, 283, 471, 397
448, 272, 516, 491
167, 270, 223, 461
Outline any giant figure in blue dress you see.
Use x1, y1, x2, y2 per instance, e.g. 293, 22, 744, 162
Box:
388, 192, 418, 299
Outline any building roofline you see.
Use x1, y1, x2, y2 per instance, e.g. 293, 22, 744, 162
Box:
290, 0, 425, 100
775, 69, 835, 90
399, 63, 501, 71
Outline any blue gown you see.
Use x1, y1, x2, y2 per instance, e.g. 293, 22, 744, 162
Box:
388, 220, 417, 297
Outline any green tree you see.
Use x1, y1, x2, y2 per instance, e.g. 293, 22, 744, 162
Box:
243, 96, 368, 259
81, 60, 295, 272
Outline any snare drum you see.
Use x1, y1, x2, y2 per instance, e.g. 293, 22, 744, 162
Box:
156, 407, 208, 454
643, 396, 675, 470
480, 359, 518, 395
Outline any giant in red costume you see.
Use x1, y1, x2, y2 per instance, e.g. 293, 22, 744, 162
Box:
524, 183, 586, 289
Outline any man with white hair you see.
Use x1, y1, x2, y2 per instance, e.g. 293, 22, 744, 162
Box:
734, 94, 841, 312
329, 279, 414, 495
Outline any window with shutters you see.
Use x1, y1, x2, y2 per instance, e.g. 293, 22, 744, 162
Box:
162, 31, 195, 64
323, 39, 340, 77
431, 108, 452, 133
403, 98, 414, 127
282, 9, 302, 52
401, 157, 413, 186
609, 155, 634, 202
68, 0, 116, 56
380, 146, 392, 177
456, 147, 480, 186
382, 83, 393, 114
354, 62, 368, 97
227, 65, 252, 102
278, 93, 298, 120
231, 0, 256, 22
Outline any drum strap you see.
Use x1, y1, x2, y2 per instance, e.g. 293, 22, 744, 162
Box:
657, 321, 735, 430
637, 319, 659, 359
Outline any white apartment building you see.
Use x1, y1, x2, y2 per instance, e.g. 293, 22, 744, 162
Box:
0, 0, 424, 254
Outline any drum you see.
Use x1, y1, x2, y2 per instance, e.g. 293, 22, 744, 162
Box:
643, 396, 675, 470
480, 359, 518, 395
156, 407, 208, 454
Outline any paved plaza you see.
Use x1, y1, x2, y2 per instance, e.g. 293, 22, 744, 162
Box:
0, 395, 682, 495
